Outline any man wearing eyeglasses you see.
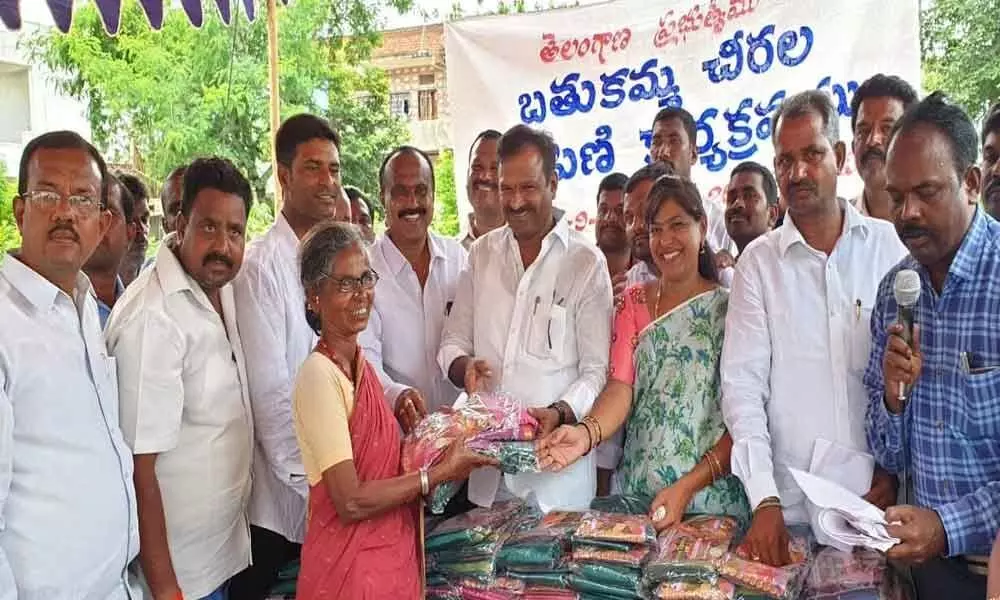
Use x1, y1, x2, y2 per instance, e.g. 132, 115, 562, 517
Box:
84, 175, 135, 328
361, 146, 465, 425
0, 131, 140, 598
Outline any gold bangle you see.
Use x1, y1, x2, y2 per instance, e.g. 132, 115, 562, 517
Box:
584, 416, 603, 445
708, 450, 724, 480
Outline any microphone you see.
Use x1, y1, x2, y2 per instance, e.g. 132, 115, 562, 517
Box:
893, 269, 921, 402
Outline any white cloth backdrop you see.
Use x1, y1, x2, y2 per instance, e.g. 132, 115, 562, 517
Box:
445, 0, 920, 235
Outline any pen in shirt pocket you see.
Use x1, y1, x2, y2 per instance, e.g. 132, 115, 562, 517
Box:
855, 299, 861, 321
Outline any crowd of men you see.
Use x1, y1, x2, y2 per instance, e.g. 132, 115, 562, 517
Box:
0, 71, 999, 600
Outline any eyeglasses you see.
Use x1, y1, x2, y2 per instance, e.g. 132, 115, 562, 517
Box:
328, 269, 379, 294
21, 190, 104, 216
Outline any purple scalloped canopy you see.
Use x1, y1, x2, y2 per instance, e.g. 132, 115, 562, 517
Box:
0, 0, 289, 33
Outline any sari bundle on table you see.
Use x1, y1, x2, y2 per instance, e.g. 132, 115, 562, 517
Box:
402, 391, 541, 514
566, 511, 657, 599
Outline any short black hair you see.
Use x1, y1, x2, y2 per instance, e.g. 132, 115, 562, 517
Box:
344, 184, 377, 218
625, 161, 675, 194
275, 113, 342, 168
730, 161, 778, 206
18, 130, 108, 206
982, 101, 1000, 142
596, 172, 628, 204
468, 129, 503, 163
116, 173, 149, 218
181, 157, 254, 218
850, 74, 919, 132
498, 125, 558, 182
890, 91, 979, 178
378, 146, 436, 200
652, 107, 697, 146
107, 175, 135, 222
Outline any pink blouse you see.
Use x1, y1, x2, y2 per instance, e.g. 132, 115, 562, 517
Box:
608, 283, 653, 385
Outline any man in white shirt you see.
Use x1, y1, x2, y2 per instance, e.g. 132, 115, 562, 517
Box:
438, 125, 612, 512
0, 131, 139, 599
107, 158, 255, 600
723, 161, 780, 256
722, 90, 908, 566
232, 113, 345, 598
649, 106, 736, 261
618, 161, 673, 293
461, 129, 504, 250
361, 146, 465, 419
848, 74, 919, 220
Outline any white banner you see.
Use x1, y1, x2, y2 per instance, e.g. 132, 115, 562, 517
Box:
445, 0, 920, 234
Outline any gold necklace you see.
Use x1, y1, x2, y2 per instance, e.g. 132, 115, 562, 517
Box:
654, 279, 664, 317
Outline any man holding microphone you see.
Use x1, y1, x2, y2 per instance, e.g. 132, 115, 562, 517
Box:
865, 93, 1000, 599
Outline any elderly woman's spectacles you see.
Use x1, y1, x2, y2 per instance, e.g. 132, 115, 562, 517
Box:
328, 269, 379, 294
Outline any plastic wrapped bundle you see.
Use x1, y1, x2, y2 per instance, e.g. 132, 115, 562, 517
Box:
426, 500, 527, 552
427, 585, 461, 599
571, 544, 650, 569
718, 534, 813, 600
673, 516, 740, 545
566, 573, 642, 599
497, 530, 566, 571
455, 576, 526, 599
644, 527, 730, 584
589, 494, 653, 516
507, 569, 571, 588
540, 511, 586, 536
654, 580, 736, 600
571, 563, 642, 593
802, 547, 889, 599
470, 440, 542, 475
573, 512, 657, 548
523, 588, 581, 600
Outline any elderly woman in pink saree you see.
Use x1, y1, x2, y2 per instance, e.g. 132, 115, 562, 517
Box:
292, 222, 493, 599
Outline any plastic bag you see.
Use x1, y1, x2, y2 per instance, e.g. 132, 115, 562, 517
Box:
566, 574, 642, 599
802, 547, 888, 598
673, 516, 740, 545
718, 551, 810, 600
654, 581, 736, 600
644, 525, 730, 584
426, 500, 527, 552
470, 440, 541, 474
571, 544, 651, 568
540, 511, 586, 536
573, 511, 657, 547
497, 531, 566, 570
506, 569, 571, 588
427, 585, 461, 599
589, 494, 653, 516
522, 589, 581, 600
570, 563, 641, 592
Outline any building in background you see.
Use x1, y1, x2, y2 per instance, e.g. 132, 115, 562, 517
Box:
370, 24, 452, 160
0, 3, 90, 176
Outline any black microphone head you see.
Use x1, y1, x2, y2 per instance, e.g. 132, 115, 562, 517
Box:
893, 269, 921, 308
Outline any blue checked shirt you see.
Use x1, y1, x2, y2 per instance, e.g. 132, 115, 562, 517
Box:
865, 208, 1000, 556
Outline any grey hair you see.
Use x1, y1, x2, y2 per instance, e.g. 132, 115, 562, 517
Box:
771, 89, 840, 145
299, 220, 365, 293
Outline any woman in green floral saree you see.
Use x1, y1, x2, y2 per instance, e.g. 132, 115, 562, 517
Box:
538, 175, 750, 530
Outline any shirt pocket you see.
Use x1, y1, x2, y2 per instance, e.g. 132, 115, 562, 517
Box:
848, 304, 874, 374
526, 303, 568, 362
959, 367, 1000, 440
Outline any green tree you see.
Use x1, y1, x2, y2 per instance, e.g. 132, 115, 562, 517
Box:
922, 0, 1000, 119
0, 162, 19, 254
433, 148, 459, 236
25, 0, 410, 204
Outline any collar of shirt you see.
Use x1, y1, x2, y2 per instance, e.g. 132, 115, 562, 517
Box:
499, 209, 572, 260
934, 206, 991, 286
777, 197, 870, 257
379, 231, 448, 276
1, 253, 93, 315
273, 211, 300, 258
154, 238, 218, 312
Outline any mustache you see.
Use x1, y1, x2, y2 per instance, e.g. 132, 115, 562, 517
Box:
861, 147, 886, 165
897, 225, 933, 240
203, 252, 234, 268
787, 180, 818, 196
398, 208, 426, 219
725, 208, 747, 221
48, 223, 80, 242
471, 179, 498, 191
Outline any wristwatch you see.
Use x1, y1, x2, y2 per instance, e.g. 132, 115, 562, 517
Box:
547, 401, 567, 426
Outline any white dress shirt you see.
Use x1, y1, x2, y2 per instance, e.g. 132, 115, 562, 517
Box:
360, 232, 465, 412
0, 255, 140, 600
234, 213, 315, 544
438, 218, 613, 512
721, 200, 908, 523
625, 260, 657, 287
106, 242, 253, 598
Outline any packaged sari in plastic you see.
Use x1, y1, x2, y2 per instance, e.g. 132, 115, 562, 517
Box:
589, 494, 653, 516
644, 526, 730, 584
802, 546, 888, 599
426, 500, 527, 552
541, 511, 586, 536
566, 574, 642, 599
570, 563, 641, 592
469, 440, 541, 474
427, 585, 461, 599
718, 545, 811, 600
571, 544, 651, 568
673, 516, 740, 545
573, 512, 657, 548
506, 569, 571, 588
523, 588, 581, 600
654, 580, 736, 600
497, 531, 566, 570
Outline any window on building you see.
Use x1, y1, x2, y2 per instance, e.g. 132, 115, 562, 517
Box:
419, 74, 435, 86
418, 89, 438, 121
390, 92, 410, 118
